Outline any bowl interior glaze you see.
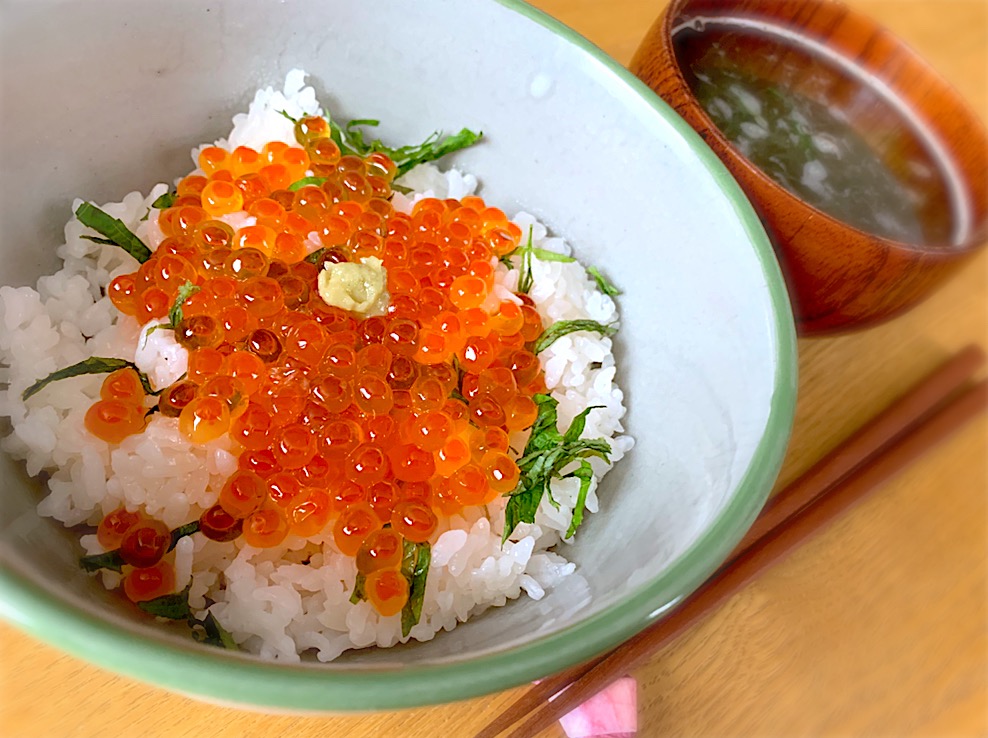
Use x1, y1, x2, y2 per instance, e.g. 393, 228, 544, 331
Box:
0, 0, 796, 710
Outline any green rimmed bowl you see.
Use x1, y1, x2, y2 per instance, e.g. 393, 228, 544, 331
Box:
0, 0, 797, 711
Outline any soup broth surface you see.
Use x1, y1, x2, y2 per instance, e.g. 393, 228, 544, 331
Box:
675, 22, 958, 246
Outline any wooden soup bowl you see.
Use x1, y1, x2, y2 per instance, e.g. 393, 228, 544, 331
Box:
631, 0, 988, 334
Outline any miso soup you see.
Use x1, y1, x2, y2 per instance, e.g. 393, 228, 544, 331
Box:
674, 20, 962, 247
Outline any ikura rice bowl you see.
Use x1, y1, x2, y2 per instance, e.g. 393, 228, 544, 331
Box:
0, 70, 633, 661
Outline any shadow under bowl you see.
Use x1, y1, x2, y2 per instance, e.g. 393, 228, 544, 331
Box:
631, 0, 988, 335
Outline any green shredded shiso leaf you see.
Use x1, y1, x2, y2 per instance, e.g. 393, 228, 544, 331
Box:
498, 226, 619, 299
347, 539, 431, 637
151, 191, 177, 210
336, 119, 482, 177
74, 202, 151, 263
564, 461, 595, 539
140, 190, 174, 222
587, 266, 621, 296
79, 548, 125, 574
192, 611, 239, 650
518, 227, 535, 294
137, 282, 201, 345
288, 176, 327, 192
304, 247, 327, 265
168, 281, 201, 328
349, 573, 367, 605
138, 587, 239, 650
138, 585, 192, 620
533, 319, 618, 354
502, 395, 611, 543
401, 540, 431, 637
529, 248, 576, 263
510, 227, 576, 293
22, 357, 155, 401
169, 520, 200, 550
80, 235, 118, 246
279, 107, 481, 178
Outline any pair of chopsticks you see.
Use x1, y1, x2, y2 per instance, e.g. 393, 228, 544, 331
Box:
478, 344, 987, 738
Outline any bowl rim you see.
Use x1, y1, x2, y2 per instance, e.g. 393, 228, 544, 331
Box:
0, 0, 798, 712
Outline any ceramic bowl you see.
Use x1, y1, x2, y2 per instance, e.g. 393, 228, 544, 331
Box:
631, 0, 988, 335
0, 0, 796, 711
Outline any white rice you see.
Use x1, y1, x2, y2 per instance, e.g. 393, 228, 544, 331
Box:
0, 71, 633, 661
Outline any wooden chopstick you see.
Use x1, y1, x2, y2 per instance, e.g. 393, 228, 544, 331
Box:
508, 376, 987, 738
477, 345, 986, 738
737, 344, 985, 549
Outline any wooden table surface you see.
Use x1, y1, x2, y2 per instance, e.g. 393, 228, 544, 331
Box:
2, 2, 985, 736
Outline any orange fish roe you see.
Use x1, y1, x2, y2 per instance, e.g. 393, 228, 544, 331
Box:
97, 506, 145, 549
123, 560, 177, 603
91, 115, 548, 616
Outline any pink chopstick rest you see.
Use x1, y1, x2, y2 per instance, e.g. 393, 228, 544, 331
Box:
559, 676, 638, 738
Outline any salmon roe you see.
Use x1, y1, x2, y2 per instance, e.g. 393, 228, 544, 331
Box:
123, 561, 177, 603
93, 115, 548, 615
97, 506, 144, 549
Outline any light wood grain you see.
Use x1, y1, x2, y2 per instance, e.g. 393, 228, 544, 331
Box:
1, 2, 985, 737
